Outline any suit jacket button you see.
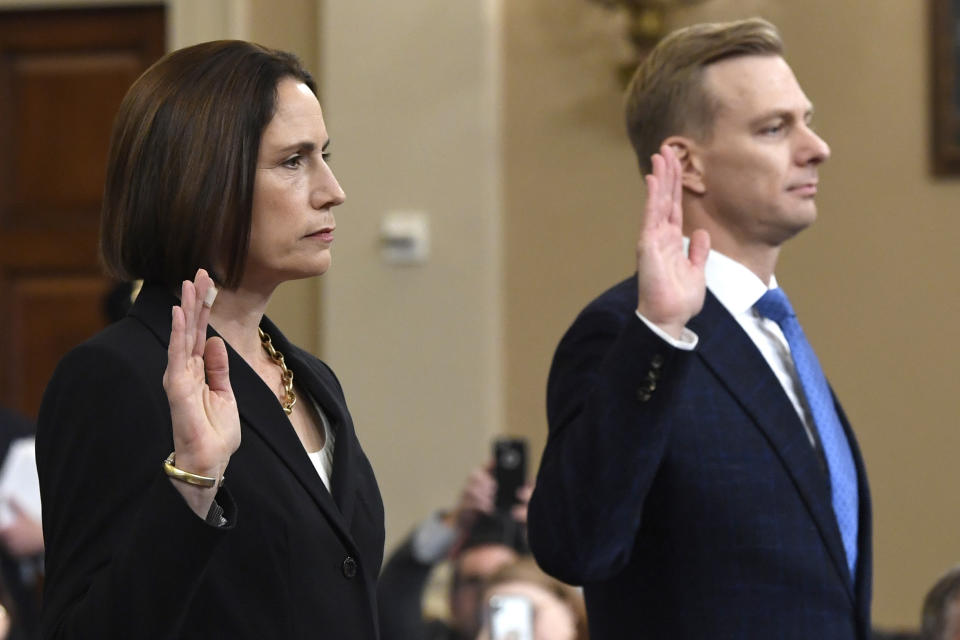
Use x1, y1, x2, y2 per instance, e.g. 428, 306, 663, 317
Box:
651, 354, 664, 369
637, 390, 652, 402
342, 555, 358, 579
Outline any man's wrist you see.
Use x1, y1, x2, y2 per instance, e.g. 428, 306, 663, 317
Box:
635, 310, 698, 350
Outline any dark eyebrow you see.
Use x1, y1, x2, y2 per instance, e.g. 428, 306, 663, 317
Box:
276, 141, 322, 155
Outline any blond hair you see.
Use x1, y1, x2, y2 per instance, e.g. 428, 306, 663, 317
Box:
625, 17, 783, 174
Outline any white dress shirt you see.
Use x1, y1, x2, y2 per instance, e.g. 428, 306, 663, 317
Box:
637, 247, 818, 448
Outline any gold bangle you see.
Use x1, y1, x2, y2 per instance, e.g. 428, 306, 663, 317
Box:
163, 452, 223, 488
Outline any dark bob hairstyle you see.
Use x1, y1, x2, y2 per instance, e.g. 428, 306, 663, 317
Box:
99, 40, 316, 289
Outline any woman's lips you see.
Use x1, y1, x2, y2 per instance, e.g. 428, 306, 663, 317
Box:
306, 227, 335, 243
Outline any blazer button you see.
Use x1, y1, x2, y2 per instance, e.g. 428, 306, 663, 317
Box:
637, 389, 652, 402
342, 555, 358, 579
651, 354, 664, 369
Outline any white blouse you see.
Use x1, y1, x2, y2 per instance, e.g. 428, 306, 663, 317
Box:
305, 398, 335, 492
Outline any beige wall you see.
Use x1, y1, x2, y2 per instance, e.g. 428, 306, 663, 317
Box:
504, 0, 960, 630
319, 0, 505, 553
503, 1, 643, 453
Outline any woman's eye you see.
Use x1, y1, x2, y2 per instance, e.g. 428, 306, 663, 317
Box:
321, 152, 332, 162
282, 155, 303, 169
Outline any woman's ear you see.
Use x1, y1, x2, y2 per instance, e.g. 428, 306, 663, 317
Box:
663, 136, 705, 196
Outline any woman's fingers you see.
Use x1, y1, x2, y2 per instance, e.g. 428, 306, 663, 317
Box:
181, 279, 196, 357
177, 269, 217, 360
166, 305, 186, 379
203, 337, 231, 395
193, 270, 216, 357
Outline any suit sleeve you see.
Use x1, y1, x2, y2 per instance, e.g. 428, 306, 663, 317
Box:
36, 342, 235, 640
526, 304, 694, 585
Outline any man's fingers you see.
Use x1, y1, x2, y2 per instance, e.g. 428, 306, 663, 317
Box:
667, 146, 683, 226
688, 229, 711, 269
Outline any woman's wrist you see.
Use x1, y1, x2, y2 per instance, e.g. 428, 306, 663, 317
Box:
168, 449, 228, 483
168, 477, 219, 520
163, 451, 228, 520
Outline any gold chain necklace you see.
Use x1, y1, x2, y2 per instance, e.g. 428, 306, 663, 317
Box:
258, 327, 297, 415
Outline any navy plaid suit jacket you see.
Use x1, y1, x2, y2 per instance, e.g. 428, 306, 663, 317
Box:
528, 276, 872, 639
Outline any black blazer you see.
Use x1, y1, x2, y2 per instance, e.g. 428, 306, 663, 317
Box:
37, 283, 384, 639
528, 276, 872, 640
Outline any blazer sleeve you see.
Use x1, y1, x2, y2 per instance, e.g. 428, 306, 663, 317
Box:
526, 303, 695, 585
36, 340, 235, 640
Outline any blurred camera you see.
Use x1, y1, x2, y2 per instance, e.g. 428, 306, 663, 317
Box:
488, 593, 534, 640
493, 437, 527, 512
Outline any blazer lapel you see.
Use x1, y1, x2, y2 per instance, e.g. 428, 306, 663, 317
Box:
224, 345, 359, 547
259, 316, 359, 528
129, 284, 359, 553
689, 291, 854, 596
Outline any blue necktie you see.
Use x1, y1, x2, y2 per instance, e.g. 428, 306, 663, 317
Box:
755, 287, 859, 581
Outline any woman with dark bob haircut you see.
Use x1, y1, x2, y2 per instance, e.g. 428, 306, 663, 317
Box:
36, 40, 384, 639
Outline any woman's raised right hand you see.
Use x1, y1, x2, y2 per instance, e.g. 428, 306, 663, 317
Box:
161, 269, 241, 517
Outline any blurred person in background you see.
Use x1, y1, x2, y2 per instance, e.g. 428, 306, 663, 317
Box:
0, 407, 42, 640
475, 556, 588, 640
379, 463, 531, 640
921, 565, 960, 640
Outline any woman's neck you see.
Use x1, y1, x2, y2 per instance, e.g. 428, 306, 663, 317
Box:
207, 284, 273, 364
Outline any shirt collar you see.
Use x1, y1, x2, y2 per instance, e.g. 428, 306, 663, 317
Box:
684, 238, 777, 316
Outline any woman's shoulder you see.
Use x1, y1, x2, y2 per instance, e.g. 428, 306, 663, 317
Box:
37, 316, 171, 459
51, 316, 166, 386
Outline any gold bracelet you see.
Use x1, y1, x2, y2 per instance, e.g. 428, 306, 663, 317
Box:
162, 452, 223, 488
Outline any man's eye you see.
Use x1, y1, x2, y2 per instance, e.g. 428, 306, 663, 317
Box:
760, 124, 784, 136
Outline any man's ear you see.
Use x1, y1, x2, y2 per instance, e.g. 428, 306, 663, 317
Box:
663, 136, 706, 195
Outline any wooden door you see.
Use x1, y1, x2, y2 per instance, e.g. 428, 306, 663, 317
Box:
0, 6, 165, 418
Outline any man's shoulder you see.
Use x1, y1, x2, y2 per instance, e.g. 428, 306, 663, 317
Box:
578, 274, 638, 317
550, 275, 642, 361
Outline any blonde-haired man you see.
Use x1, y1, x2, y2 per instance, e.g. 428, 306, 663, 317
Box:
528, 18, 871, 639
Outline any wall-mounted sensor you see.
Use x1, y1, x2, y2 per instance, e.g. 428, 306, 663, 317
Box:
380, 211, 430, 265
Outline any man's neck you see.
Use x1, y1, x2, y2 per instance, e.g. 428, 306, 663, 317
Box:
683, 215, 781, 286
